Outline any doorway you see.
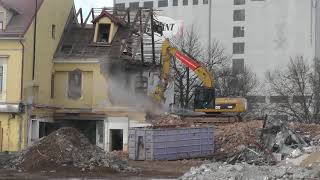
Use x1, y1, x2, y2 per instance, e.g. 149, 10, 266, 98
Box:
110, 129, 123, 151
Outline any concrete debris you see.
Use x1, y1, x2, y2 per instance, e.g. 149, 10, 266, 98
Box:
261, 123, 308, 160
147, 114, 189, 127
180, 162, 320, 180
6, 127, 137, 173
290, 123, 320, 146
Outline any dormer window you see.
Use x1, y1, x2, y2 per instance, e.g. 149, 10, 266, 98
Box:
92, 11, 124, 44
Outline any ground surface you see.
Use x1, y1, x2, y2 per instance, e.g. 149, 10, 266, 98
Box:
0, 160, 202, 180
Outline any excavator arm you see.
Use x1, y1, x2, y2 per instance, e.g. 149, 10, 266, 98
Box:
153, 39, 213, 102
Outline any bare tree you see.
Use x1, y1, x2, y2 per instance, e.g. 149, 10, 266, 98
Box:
215, 65, 259, 97
265, 56, 320, 123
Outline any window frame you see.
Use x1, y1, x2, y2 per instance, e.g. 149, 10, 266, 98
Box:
158, 0, 168, 7
232, 58, 245, 74
234, 0, 245, 5
143, 1, 154, 8
50, 73, 55, 99
173, 0, 178, 6
233, 9, 245, 21
233, 26, 245, 38
129, 2, 140, 9
203, 0, 209, 4
193, 0, 199, 5
51, 24, 56, 39
183, 0, 188, 6
233, 42, 245, 54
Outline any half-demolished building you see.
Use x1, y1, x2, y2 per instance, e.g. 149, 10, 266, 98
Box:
0, 0, 173, 152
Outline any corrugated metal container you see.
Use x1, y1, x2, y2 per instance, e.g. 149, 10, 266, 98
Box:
128, 126, 214, 160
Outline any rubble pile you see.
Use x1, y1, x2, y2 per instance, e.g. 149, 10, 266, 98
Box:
290, 123, 320, 145
147, 114, 189, 127
11, 127, 135, 172
214, 121, 263, 157
180, 162, 320, 180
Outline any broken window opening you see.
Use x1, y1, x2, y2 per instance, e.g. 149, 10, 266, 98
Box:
97, 24, 111, 43
68, 69, 82, 100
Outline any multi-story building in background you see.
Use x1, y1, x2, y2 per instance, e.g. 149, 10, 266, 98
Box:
115, 0, 319, 86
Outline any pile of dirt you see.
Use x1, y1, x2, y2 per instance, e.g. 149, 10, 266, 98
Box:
147, 114, 189, 127
12, 127, 136, 172
214, 121, 264, 157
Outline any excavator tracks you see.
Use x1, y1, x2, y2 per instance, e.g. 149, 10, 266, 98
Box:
180, 114, 242, 125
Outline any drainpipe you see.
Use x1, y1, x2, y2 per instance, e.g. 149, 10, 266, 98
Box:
19, 38, 25, 151
32, 0, 38, 80
209, 0, 212, 50
19, 39, 24, 102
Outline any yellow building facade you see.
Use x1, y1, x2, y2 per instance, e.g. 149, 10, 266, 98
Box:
0, 0, 74, 152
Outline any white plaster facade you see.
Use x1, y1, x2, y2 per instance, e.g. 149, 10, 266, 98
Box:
104, 116, 150, 152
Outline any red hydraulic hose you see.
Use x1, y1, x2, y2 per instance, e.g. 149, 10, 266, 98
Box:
175, 51, 200, 71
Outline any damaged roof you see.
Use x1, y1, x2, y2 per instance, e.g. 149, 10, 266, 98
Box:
54, 11, 130, 61
0, 0, 44, 38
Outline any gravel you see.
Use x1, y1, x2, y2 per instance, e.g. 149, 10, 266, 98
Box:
180, 162, 320, 180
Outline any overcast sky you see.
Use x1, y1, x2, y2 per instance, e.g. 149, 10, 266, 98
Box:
74, 0, 113, 15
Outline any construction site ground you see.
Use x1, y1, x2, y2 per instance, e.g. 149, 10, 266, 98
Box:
0, 160, 202, 179
2, 118, 320, 179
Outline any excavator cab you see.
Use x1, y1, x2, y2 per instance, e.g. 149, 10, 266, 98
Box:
194, 86, 215, 110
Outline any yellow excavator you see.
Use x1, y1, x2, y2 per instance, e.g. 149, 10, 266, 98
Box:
153, 39, 247, 116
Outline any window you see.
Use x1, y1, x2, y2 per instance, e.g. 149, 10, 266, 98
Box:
129, 2, 140, 9
247, 96, 266, 103
193, 0, 198, 5
115, 3, 125, 9
0, 58, 7, 102
293, 96, 311, 103
203, 0, 209, 4
233, 42, 245, 54
50, 74, 54, 99
233, 26, 244, 37
234, 0, 245, 5
232, 59, 244, 74
173, 0, 178, 6
183, 0, 188, 6
270, 96, 289, 103
51, 24, 56, 39
233, 9, 245, 21
144, 1, 154, 8
68, 69, 82, 100
158, 0, 168, 7
0, 12, 4, 30
97, 24, 111, 43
